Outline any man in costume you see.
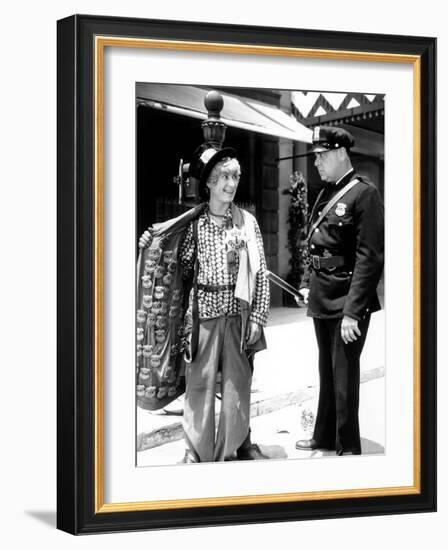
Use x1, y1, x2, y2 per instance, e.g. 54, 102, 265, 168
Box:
295, 126, 384, 456
180, 146, 270, 463
137, 146, 270, 463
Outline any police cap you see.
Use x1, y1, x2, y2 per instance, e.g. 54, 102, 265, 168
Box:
311, 126, 355, 153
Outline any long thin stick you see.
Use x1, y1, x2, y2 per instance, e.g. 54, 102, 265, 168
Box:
266, 270, 301, 298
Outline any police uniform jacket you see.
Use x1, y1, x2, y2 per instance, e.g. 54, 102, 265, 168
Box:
301, 170, 384, 321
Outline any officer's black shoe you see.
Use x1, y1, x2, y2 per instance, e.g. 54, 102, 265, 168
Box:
236, 443, 269, 460
337, 449, 361, 456
295, 438, 320, 451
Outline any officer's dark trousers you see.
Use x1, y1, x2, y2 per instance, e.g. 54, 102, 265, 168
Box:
312, 315, 371, 455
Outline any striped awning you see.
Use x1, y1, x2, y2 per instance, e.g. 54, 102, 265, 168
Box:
137, 84, 312, 144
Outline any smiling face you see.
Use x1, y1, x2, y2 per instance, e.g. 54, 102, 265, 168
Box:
207, 158, 241, 205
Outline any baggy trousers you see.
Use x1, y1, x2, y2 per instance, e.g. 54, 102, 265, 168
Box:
183, 316, 252, 462
312, 315, 371, 455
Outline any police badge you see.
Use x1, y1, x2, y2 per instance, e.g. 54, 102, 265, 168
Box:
335, 202, 347, 216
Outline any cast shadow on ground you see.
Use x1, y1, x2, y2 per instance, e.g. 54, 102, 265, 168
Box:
26, 510, 56, 528
225, 444, 288, 461
361, 437, 385, 454
310, 437, 385, 458
255, 438, 384, 460
258, 444, 288, 459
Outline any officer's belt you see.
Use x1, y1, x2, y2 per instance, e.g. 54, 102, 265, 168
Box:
309, 255, 345, 271
197, 283, 236, 292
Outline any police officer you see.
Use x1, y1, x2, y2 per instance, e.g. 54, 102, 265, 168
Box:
296, 126, 384, 455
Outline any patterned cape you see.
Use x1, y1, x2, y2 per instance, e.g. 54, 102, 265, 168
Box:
136, 203, 266, 411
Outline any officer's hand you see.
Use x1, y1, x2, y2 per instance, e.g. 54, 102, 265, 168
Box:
341, 315, 361, 344
297, 288, 309, 305
138, 230, 152, 249
246, 321, 262, 346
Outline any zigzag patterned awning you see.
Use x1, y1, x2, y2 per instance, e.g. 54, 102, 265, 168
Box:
292, 91, 384, 126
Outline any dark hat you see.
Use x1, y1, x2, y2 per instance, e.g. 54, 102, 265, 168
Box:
311, 126, 355, 153
189, 144, 238, 190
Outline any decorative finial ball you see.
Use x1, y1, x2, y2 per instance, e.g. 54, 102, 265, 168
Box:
204, 90, 224, 115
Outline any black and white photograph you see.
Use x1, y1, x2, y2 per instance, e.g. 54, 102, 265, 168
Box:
135, 84, 385, 467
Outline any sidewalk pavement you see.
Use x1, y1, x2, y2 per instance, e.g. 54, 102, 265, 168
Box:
137, 306, 385, 466
137, 377, 385, 466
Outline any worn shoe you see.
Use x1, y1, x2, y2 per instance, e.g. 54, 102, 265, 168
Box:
181, 450, 200, 463
236, 443, 269, 460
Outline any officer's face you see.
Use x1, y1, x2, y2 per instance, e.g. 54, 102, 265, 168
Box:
314, 149, 341, 182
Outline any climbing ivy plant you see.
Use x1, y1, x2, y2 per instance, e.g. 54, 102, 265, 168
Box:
282, 171, 309, 304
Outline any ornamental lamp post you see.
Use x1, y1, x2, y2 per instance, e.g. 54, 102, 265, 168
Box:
174, 90, 228, 204
201, 90, 227, 148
